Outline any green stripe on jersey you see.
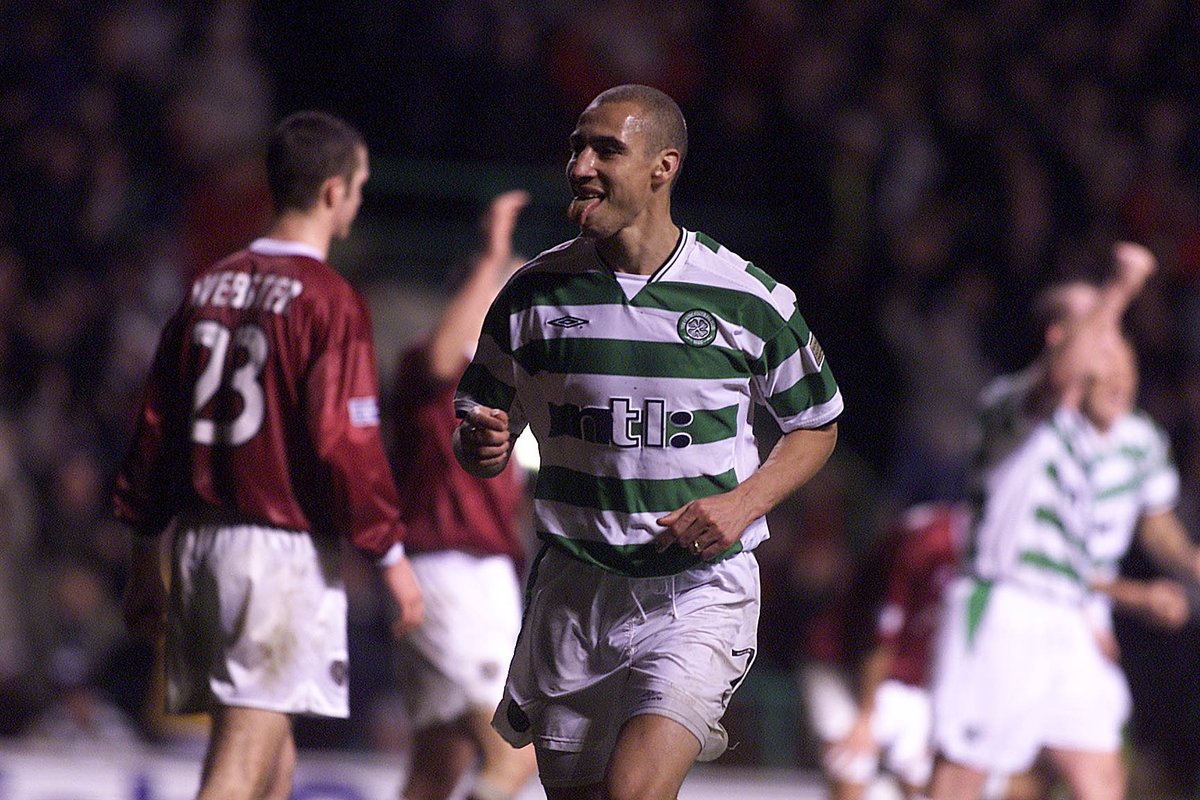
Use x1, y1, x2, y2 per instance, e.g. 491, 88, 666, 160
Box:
480, 308, 514, 355
695, 231, 720, 253
513, 337, 749, 379
765, 370, 839, 421
510, 269, 626, 308
633, 282, 787, 342
1019, 550, 1082, 583
748, 309, 813, 374
1034, 505, 1068, 535
458, 362, 515, 412
1095, 475, 1144, 500
536, 464, 739, 514
540, 531, 743, 577
744, 262, 777, 292
1032, 505, 1088, 552
1044, 462, 1062, 489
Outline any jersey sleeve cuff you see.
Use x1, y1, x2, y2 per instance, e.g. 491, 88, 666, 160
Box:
376, 541, 406, 567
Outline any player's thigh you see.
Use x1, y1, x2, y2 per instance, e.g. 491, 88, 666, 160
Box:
200, 706, 292, 798
932, 580, 1056, 774
928, 754, 988, 800
1044, 747, 1125, 800
604, 713, 701, 800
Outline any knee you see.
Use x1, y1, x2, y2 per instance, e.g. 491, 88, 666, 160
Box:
603, 768, 669, 800
478, 742, 538, 789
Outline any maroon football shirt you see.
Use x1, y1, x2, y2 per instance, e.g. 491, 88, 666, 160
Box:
114, 239, 403, 559
876, 503, 966, 687
388, 343, 525, 565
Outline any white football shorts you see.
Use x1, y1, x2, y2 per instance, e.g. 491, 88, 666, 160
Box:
397, 551, 523, 728
931, 577, 1130, 773
798, 661, 859, 744
166, 519, 349, 718
800, 664, 933, 787
493, 546, 760, 788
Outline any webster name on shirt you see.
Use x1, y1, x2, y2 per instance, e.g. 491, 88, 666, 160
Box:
191, 270, 304, 314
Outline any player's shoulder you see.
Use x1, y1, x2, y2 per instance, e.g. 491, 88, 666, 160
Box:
1119, 409, 1171, 448
978, 368, 1035, 412
512, 237, 595, 279
496, 237, 603, 307
681, 229, 797, 311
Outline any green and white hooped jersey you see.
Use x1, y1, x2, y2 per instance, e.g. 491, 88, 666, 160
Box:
456, 229, 843, 577
968, 371, 1179, 603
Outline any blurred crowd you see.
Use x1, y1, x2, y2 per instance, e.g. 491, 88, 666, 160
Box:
0, 0, 1199, 789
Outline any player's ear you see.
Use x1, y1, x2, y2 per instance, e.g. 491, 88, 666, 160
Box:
320, 174, 347, 210
652, 150, 681, 187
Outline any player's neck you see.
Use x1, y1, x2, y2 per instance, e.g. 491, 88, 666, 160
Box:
597, 216, 680, 276
264, 213, 334, 261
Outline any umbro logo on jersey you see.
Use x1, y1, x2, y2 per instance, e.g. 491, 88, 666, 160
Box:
548, 315, 589, 328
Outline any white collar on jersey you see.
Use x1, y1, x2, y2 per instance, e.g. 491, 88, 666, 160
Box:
249, 238, 324, 262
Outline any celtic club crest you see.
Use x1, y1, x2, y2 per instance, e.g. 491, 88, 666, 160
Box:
677, 308, 717, 347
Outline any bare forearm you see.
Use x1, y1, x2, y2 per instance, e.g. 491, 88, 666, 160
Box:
855, 644, 895, 713
1092, 576, 1148, 610
428, 190, 529, 381
1139, 510, 1200, 581
426, 258, 509, 380
734, 423, 837, 521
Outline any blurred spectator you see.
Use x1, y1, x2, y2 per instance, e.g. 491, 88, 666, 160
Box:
24, 557, 137, 744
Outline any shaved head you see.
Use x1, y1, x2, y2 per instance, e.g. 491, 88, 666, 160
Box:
590, 84, 688, 170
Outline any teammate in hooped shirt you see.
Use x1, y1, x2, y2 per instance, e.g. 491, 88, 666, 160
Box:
115, 111, 423, 800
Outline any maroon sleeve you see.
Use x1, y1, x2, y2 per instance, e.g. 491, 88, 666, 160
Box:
113, 311, 189, 537
305, 291, 405, 559
876, 526, 918, 647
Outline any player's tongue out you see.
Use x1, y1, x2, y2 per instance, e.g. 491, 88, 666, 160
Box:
568, 193, 603, 227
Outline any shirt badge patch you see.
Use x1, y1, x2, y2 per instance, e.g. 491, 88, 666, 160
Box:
348, 396, 380, 427
677, 308, 718, 347
808, 331, 825, 368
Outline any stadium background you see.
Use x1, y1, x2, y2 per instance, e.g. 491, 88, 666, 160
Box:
0, 1, 1199, 796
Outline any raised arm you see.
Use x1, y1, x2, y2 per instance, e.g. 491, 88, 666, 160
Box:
1030, 241, 1156, 415
426, 190, 529, 381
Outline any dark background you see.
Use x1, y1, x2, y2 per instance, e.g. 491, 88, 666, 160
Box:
1, 0, 1199, 791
